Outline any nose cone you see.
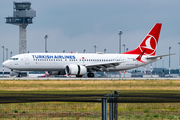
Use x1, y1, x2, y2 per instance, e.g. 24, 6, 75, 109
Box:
2, 60, 9, 68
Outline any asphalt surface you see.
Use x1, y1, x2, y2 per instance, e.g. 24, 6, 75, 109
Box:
0, 77, 180, 80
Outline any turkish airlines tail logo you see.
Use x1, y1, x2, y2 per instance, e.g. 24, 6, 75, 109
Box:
142, 36, 155, 50
123, 23, 162, 56
139, 35, 157, 55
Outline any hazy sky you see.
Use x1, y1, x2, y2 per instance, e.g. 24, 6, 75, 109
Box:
0, 0, 180, 71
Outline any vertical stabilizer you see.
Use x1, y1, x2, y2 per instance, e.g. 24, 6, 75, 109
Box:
123, 23, 162, 56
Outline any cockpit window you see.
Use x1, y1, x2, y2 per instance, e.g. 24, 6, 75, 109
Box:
10, 58, 18, 60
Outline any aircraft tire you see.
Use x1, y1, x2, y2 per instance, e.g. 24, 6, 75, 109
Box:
87, 73, 94, 78
76, 75, 83, 77
18, 74, 22, 77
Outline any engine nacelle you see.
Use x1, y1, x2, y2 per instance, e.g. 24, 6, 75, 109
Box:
48, 71, 65, 75
65, 64, 87, 75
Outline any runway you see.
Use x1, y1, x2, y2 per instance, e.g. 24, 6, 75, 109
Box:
0, 77, 180, 80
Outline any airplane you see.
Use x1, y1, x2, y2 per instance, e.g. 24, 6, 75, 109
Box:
2, 23, 174, 77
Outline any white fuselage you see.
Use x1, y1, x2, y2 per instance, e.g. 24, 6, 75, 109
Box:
3, 53, 158, 72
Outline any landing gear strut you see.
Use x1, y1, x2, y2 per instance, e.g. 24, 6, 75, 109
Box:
87, 72, 94, 77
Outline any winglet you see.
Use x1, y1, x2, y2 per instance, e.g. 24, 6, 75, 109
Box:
136, 49, 146, 63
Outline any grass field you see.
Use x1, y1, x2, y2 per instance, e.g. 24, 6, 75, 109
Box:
0, 80, 180, 119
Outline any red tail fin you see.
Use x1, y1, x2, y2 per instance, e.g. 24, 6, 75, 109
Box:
123, 23, 162, 56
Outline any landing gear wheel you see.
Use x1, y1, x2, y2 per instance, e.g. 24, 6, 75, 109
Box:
18, 74, 22, 77
76, 75, 83, 77
87, 73, 94, 78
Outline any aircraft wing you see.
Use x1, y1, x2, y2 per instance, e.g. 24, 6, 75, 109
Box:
146, 53, 176, 60
85, 61, 123, 71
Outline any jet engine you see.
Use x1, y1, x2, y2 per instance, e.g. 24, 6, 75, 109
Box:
65, 64, 87, 76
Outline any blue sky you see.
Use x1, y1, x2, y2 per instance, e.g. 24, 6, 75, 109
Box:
0, 0, 180, 71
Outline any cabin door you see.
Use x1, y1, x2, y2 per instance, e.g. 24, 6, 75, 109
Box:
24, 55, 30, 65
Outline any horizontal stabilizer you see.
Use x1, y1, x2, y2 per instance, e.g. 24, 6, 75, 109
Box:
146, 53, 176, 60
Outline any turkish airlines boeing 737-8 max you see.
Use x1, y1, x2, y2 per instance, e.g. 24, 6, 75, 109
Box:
2, 23, 174, 77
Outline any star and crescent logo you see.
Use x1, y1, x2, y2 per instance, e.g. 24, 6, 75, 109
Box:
139, 35, 157, 55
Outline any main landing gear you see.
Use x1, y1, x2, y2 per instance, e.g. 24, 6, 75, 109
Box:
76, 75, 83, 77
18, 73, 22, 77
76, 73, 94, 78
87, 72, 94, 78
